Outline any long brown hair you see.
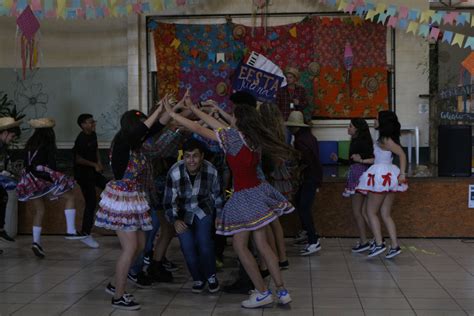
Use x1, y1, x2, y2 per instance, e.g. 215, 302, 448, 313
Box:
258, 102, 286, 143
233, 104, 295, 162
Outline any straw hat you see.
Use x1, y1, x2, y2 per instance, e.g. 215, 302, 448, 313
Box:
0, 117, 21, 131
284, 66, 300, 79
216, 82, 228, 96
28, 118, 56, 129
285, 111, 309, 127
232, 25, 246, 40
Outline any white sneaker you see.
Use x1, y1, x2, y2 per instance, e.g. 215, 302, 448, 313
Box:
80, 236, 99, 248
300, 241, 322, 256
241, 290, 273, 308
276, 288, 292, 305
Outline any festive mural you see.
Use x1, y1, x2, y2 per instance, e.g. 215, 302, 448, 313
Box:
152, 16, 388, 118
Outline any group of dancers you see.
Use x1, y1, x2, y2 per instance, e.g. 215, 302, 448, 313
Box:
0, 87, 408, 311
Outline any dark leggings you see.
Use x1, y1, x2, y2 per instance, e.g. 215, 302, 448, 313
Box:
0, 186, 8, 229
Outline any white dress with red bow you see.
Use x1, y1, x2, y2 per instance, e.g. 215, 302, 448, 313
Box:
356, 143, 408, 194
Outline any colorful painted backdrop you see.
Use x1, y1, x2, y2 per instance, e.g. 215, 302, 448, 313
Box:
153, 16, 388, 118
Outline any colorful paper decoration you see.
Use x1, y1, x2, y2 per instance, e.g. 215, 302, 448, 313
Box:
387, 16, 397, 28
465, 37, 474, 50
442, 31, 454, 44
429, 27, 440, 41
289, 26, 297, 38
216, 52, 225, 63
418, 24, 429, 38
452, 33, 465, 47
16, 5, 40, 79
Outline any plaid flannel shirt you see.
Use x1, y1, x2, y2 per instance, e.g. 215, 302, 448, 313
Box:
163, 160, 223, 225
276, 84, 313, 122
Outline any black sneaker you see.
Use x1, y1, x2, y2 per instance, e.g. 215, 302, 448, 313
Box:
207, 274, 220, 293
192, 280, 206, 294
143, 250, 153, 266
162, 257, 179, 272
279, 260, 289, 270
223, 277, 253, 294
147, 260, 173, 283
64, 233, 87, 240
385, 246, 402, 259
32, 243, 45, 258
352, 242, 371, 253
111, 295, 140, 310
127, 272, 152, 288
0, 230, 15, 242
105, 283, 135, 300
367, 243, 387, 258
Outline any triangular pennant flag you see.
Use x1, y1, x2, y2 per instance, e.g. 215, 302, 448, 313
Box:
387, 16, 398, 28
420, 10, 435, 23
442, 31, 453, 44
365, 9, 377, 21
452, 33, 465, 47
365, 1, 375, 11
432, 12, 444, 25
142, 3, 150, 12
429, 27, 440, 40
408, 8, 420, 21
443, 12, 457, 25
398, 19, 408, 30
375, 3, 386, 14
31, 0, 41, 11
337, 0, 347, 11
289, 26, 297, 38
418, 24, 429, 38
387, 5, 397, 17
355, 5, 366, 17
344, 3, 355, 14
377, 13, 388, 24
216, 52, 225, 63
208, 52, 216, 61
464, 37, 474, 50
151, 0, 163, 11
398, 6, 408, 19
407, 21, 419, 34
456, 12, 467, 25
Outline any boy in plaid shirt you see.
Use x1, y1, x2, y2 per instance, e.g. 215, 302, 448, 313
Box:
163, 139, 223, 294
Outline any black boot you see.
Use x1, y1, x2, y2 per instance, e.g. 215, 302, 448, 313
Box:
147, 260, 173, 283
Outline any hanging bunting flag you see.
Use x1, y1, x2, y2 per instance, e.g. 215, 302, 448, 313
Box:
142, 2, 150, 12
207, 52, 216, 61
344, 3, 355, 14
407, 21, 419, 34
338, 0, 347, 11
456, 12, 468, 26
443, 12, 457, 25
420, 10, 435, 24
387, 5, 397, 16
398, 19, 408, 30
17, 0, 27, 12
377, 13, 388, 24
432, 11, 445, 25
442, 31, 454, 44
387, 16, 397, 28
375, 3, 386, 14
365, 9, 377, 22
31, 0, 42, 11
429, 27, 440, 41
452, 33, 465, 47
355, 5, 366, 17
418, 24, 429, 38
289, 26, 297, 38
216, 52, 225, 63
465, 37, 474, 50
365, 1, 375, 10
398, 6, 409, 19
408, 8, 420, 21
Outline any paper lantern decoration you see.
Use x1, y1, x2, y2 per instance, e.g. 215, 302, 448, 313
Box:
16, 5, 40, 79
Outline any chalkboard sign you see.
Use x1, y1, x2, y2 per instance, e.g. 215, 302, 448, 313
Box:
0, 67, 127, 145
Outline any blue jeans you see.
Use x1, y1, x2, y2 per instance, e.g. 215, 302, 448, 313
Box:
295, 180, 319, 244
129, 209, 160, 275
177, 214, 216, 282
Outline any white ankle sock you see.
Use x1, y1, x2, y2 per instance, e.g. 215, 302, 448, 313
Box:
64, 209, 77, 235
32, 226, 42, 244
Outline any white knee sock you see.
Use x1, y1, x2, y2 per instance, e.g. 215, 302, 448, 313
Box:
64, 209, 77, 235
32, 226, 42, 244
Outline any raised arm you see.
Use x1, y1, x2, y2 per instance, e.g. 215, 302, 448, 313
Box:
163, 95, 218, 142
201, 99, 233, 127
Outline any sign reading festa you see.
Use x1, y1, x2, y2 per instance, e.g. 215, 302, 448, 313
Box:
232, 64, 284, 103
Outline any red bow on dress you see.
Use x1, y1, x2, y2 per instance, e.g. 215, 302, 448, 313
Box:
367, 174, 375, 187
382, 173, 392, 186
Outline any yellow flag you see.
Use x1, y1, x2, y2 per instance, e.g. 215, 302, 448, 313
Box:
452, 33, 465, 47
57, 0, 67, 18
353, 16, 363, 26
365, 10, 377, 21
375, 3, 386, 14
126, 4, 133, 14
3, 0, 13, 9
170, 38, 181, 49
289, 26, 297, 38
420, 10, 435, 24
151, 0, 163, 12
338, 0, 347, 11
407, 21, 419, 34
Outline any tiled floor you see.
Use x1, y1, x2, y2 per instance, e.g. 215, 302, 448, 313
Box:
1, 237, 473, 315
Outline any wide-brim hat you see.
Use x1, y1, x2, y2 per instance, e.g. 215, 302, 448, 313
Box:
29, 118, 55, 129
0, 117, 22, 131
284, 66, 300, 79
216, 82, 228, 96
285, 111, 309, 127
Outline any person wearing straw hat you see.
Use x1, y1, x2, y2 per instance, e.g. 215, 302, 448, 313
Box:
285, 111, 323, 256
276, 66, 311, 122
0, 117, 22, 254
16, 118, 87, 259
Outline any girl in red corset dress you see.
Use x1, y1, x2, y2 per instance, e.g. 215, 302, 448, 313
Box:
163, 95, 295, 309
